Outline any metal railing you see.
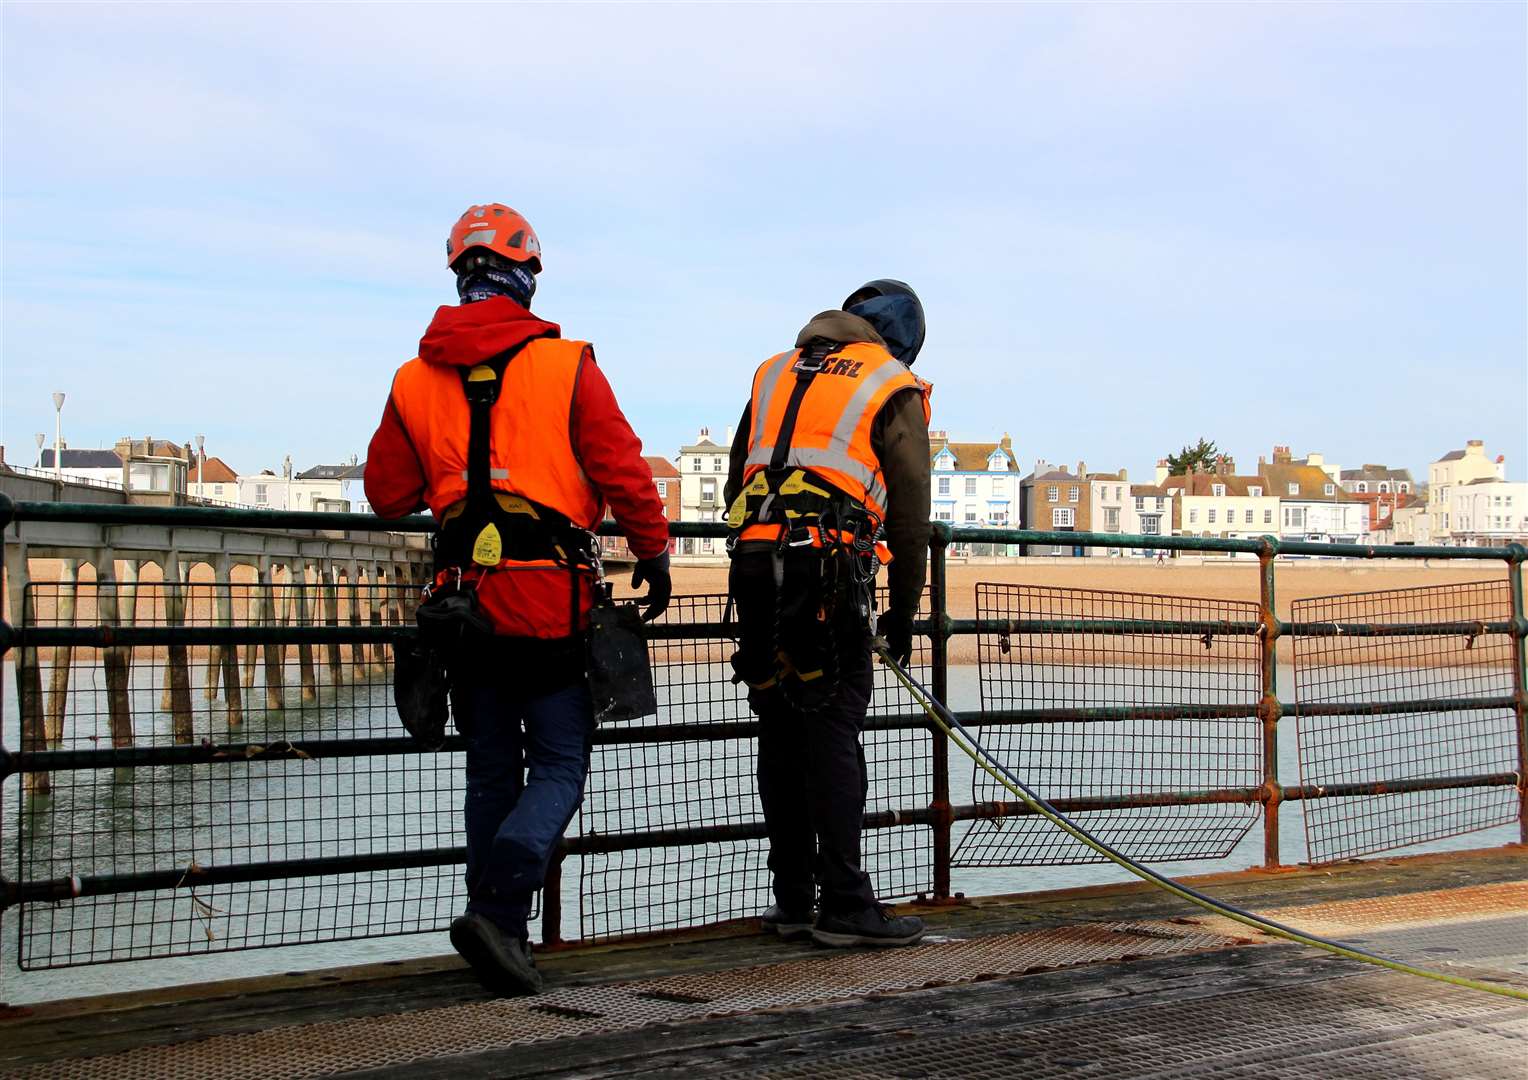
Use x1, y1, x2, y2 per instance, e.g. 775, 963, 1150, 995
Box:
0, 496, 1523, 975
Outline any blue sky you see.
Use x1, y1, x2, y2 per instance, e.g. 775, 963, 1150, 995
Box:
2, 3, 1523, 481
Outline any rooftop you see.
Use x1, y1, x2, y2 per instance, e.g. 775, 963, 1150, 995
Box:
37, 448, 121, 470
931, 438, 1017, 471
645, 455, 681, 479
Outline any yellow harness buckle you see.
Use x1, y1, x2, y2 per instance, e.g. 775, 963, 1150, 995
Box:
471, 522, 503, 566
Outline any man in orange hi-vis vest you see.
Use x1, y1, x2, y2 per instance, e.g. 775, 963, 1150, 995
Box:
367, 204, 670, 995
724, 280, 932, 947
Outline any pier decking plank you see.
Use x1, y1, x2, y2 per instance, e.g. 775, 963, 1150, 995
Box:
3, 847, 1524, 1077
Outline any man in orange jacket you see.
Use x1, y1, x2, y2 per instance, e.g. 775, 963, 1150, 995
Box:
367, 204, 670, 995
724, 280, 932, 947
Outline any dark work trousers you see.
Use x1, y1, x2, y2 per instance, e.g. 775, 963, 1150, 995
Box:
451, 642, 592, 943
730, 547, 878, 916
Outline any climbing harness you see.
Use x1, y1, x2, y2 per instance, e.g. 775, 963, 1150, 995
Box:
874, 643, 1528, 1002
395, 346, 655, 738
727, 344, 887, 704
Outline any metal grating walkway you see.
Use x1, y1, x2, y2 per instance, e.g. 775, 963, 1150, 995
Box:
8, 921, 1237, 1079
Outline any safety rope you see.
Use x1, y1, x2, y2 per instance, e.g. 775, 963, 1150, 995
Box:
873, 644, 1528, 1002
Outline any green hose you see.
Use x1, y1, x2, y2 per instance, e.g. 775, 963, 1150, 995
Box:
875, 645, 1528, 1002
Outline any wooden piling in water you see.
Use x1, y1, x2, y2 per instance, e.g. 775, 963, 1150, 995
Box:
216, 556, 244, 727
243, 568, 262, 695
44, 557, 79, 748
261, 560, 284, 710
163, 550, 195, 743
7, 542, 49, 795
323, 562, 344, 687
100, 555, 139, 754
296, 562, 318, 703
347, 560, 365, 682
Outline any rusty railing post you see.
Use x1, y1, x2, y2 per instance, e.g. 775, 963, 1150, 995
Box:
1257, 535, 1283, 868
1507, 544, 1527, 845
541, 847, 565, 946
929, 522, 953, 900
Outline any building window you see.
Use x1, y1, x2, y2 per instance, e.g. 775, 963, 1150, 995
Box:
1208, 508, 1217, 524
1264, 509, 1272, 524
700, 479, 717, 504
965, 510, 977, 522
1047, 486, 1058, 503
1141, 516, 1160, 535
991, 477, 1006, 494
1211, 484, 1225, 497
214, 484, 224, 496
965, 477, 977, 496
991, 511, 1008, 524
1287, 482, 1299, 495
1103, 507, 1120, 531
1355, 481, 1367, 493
1244, 509, 1253, 524
1248, 486, 1262, 498
1189, 509, 1198, 525
254, 484, 268, 504
1324, 483, 1335, 496
1399, 482, 1410, 493
990, 455, 1007, 471
1135, 497, 1144, 511
1156, 498, 1164, 511
938, 477, 951, 496
1052, 507, 1074, 528
656, 480, 668, 497
692, 458, 701, 472
1068, 487, 1079, 503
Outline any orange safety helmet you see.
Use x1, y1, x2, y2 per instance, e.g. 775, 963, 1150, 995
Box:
447, 204, 542, 272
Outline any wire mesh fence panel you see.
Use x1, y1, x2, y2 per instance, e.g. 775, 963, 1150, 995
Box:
578, 592, 934, 941
957, 583, 1263, 867
1292, 579, 1519, 865
14, 571, 472, 969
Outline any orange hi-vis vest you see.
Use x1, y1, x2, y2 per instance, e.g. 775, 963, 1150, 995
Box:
389, 338, 603, 532
735, 340, 931, 542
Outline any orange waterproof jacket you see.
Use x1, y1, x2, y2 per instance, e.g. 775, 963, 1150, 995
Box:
738, 340, 930, 539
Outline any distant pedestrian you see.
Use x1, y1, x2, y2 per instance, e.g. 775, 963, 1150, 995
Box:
365, 204, 671, 995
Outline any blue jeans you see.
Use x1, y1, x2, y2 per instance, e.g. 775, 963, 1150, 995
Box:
457, 676, 593, 941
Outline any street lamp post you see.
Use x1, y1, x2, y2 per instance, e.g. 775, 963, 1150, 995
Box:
196, 434, 206, 497
34, 433, 45, 468
51, 392, 66, 481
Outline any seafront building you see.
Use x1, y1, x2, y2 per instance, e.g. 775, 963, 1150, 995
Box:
1444, 477, 1528, 547
1258, 448, 1369, 543
1160, 457, 1280, 547
676, 427, 730, 555
1428, 440, 1507, 544
930, 433, 1019, 526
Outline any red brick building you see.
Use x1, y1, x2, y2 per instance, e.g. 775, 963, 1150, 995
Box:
603, 454, 681, 558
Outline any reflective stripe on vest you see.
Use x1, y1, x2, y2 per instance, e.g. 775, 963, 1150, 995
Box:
389, 338, 602, 528
742, 340, 930, 520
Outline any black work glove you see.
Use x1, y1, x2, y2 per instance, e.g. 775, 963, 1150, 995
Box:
879, 609, 915, 668
631, 551, 672, 623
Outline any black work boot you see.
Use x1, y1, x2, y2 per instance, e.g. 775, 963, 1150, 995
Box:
812, 904, 925, 948
450, 912, 543, 996
761, 903, 816, 942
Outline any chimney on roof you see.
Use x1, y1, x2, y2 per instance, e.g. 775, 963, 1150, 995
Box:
1077, 460, 1086, 477
1272, 445, 1292, 464
699, 427, 709, 440
1155, 461, 1169, 485
1119, 467, 1128, 482
1258, 455, 1267, 471
1000, 433, 1012, 450
1467, 439, 1483, 447
930, 429, 948, 441
725, 425, 735, 445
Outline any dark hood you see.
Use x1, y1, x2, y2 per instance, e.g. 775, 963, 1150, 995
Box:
843, 279, 925, 366
418, 296, 560, 368
793, 310, 889, 350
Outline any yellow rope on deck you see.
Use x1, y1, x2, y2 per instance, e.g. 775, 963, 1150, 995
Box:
876, 645, 1528, 1002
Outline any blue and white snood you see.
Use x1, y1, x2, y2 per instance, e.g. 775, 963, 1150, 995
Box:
457, 262, 537, 307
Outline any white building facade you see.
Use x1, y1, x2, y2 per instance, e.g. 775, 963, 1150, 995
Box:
1448, 479, 1528, 546
930, 433, 1018, 526
1429, 441, 1507, 542
676, 428, 730, 555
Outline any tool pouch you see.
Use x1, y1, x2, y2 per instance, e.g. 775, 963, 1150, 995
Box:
392, 638, 450, 751
587, 598, 657, 725
393, 573, 494, 747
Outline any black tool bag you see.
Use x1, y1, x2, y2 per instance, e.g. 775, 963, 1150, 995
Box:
587, 583, 657, 726
392, 638, 451, 750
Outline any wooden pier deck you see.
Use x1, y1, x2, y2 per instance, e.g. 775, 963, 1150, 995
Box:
3, 847, 1525, 1078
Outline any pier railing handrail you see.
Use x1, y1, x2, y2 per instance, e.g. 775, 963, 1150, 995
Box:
0, 497, 1523, 963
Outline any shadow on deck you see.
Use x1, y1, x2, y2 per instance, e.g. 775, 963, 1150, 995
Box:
3, 847, 1525, 1078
